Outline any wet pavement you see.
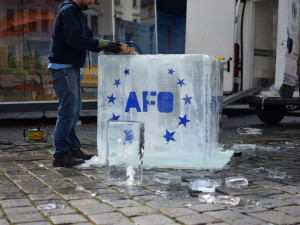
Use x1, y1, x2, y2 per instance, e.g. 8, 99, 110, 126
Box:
0, 108, 300, 225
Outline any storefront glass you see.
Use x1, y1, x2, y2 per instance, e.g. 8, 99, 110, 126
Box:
0, 0, 157, 103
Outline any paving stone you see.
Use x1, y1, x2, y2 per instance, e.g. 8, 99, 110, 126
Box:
275, 206, 300, 217
253, 180, 300, 194
287, 198, 300, 205
1, 114, 300, 225
161, 223, 182, 225
132, 214, 175, 225
15, 222, 51, 225
145, 198, 200, 210
96, 193, 131, 201
249, 211, 300, 225
4, 206, 39, 214
69, 198, 100, 207
125, 189, 154, 197
133, 194, 165, 202
189, 203, 225, 212
73, 223, 93, 225
49, 214, 87, 224
210, 223, 230, 225
0, 219, 9, 225
7, 212, 45, 224
92, 188, 119, 195
119, 206, 157, 217
89, 212, 134, 225
216, 186, 253, 195
54, 187, 79, 195
0, 192, 25, 200
229, 204, 267, 214
231, 217, 268, 225
0, 199, 32, 208
204, 210, 249, 224
258, 199, 293, 209
75, 182, 108, 190
252, 189, 283, 197
62, 192, 93, 200
36, 201, 76, 217
73, 202, 115, 215
276, 185, 300, 195
108, 199, 142, 208
176, 213, 219, 225
28, 194, 59, 201
270, 193, 295, 200
161, 207, 198, 218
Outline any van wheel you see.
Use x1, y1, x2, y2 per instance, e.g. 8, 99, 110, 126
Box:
256, 105, 285, 124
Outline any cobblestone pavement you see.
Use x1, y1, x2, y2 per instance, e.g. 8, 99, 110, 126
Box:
0, 109, 300, 225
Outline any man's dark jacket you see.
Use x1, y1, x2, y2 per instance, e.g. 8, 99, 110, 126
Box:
48, 0, 101, 68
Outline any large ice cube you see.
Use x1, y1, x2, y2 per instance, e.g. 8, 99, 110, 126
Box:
98, 54, 233, 169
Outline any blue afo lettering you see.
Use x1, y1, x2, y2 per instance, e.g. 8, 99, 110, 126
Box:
125, 91, 173, 113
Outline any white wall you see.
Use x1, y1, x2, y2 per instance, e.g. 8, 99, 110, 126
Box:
185, 0, 235, 94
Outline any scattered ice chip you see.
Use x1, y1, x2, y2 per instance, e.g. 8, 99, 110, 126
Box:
74, 163, 92, 170
152, 172, 181, 185
37, 203, 57, 210
198, 194, 215, 203
237, 127, 262, 135
189, 178, 222, 192
225, 176, 248, 188
213, 195, 240, 206
268, 169, 286, 180
75, 186, 85, 191
232, 144, 256, 150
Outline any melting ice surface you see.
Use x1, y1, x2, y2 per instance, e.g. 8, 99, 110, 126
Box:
237, 127, 262, 135
97, 55, 234, 169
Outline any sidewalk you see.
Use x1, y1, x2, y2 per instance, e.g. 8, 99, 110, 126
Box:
0, 111, 300, 225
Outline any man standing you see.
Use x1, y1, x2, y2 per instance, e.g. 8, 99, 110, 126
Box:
48, 0, 121, 167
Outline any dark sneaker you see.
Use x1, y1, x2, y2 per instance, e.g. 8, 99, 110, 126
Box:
53, 151, 84, 167
71, 149, 93, 160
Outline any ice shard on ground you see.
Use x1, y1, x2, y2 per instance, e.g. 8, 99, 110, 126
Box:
98, 54, 233, 169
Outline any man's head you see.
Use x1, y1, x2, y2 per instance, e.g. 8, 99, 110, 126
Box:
74, 0, 94, 10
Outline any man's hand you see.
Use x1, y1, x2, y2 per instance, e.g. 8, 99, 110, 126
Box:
98, 39, 122, 54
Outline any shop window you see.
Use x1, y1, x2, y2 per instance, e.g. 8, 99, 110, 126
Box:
41, 10, 49, 33
28, 9, 38, 32
7, 45, 16, 69
6, 9, 15, 32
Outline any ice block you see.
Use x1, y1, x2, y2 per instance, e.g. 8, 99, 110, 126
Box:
97, 54, 233, 169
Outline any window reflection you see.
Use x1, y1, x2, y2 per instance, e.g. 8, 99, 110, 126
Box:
0, 0, 157, 103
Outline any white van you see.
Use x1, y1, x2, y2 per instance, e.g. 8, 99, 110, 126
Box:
185, 0, 300, 123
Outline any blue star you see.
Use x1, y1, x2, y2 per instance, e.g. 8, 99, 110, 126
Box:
177, 79, 186, 87
178, 114, 191, 128
107, 94, 117, 104
168, 68, 175, 75
163, 129, 176, 142
113, 79, 121, 87
110, 113, 120, 120
123, 68, 130, 76
124, 130, 134, 144
182, 94, 192, 104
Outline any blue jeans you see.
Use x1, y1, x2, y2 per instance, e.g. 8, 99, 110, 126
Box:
49, 66, 81, 157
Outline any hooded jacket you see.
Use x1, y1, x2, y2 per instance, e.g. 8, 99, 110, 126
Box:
48, 0, 101, 68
